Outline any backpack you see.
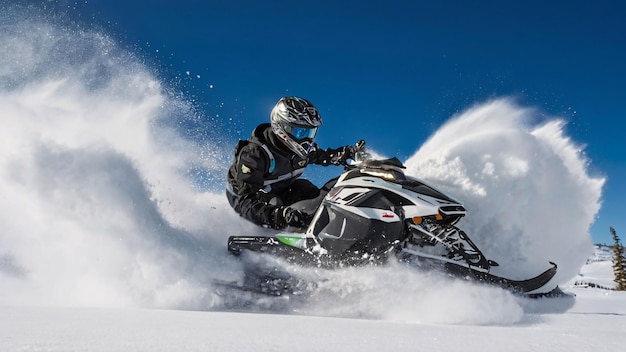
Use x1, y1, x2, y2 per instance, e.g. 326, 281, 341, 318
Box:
233, 139, 276, 174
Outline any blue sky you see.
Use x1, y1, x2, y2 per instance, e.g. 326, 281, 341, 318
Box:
64, 0, 625, 243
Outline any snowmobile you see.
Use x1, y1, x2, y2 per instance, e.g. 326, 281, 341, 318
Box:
223, 142, 558, 298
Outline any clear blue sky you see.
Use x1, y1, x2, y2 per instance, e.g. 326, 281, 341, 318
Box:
62, 0, 624, 244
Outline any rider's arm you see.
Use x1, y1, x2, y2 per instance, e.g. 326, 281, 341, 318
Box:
308, 145, 353, 166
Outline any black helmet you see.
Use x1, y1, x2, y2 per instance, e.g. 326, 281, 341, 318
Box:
270, 96, 323, 158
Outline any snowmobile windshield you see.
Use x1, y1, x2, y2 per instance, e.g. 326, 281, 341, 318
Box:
357, 158, 406, 180
361, 158, 458, 203
361, 168, 407, 183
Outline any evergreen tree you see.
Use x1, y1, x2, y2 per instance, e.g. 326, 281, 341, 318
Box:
610, 227, 626, 291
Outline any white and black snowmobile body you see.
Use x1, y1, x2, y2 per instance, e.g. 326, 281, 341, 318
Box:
226, 147, 558, 297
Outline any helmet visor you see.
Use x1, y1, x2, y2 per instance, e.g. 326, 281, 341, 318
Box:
284, 124, 318, 140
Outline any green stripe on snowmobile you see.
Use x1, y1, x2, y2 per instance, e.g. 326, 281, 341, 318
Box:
276, 235, 306, 249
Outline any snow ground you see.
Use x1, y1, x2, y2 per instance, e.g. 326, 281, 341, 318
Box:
1, 264, 624, 352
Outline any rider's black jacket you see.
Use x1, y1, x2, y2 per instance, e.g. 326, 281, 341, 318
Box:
226, 123, 340, 229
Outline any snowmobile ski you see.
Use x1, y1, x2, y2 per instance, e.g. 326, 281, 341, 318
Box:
443, 261, 558, 293
399, 247, 558, 293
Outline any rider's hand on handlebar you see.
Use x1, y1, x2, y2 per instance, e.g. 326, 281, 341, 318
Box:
328, 146, 353, 165
328, 140, 365, 165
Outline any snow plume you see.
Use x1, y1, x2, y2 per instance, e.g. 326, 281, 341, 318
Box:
405, 99, 604, 288
0, 8, 241, 308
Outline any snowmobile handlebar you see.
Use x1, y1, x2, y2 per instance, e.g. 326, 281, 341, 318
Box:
342, 139, 370, 169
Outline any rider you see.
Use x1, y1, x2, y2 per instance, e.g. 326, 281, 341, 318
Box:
226, 96, 359, 230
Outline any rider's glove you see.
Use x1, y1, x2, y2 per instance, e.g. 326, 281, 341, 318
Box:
328, 140, 365, 165
328, 145, 355, 165
273, 206, 311, 229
